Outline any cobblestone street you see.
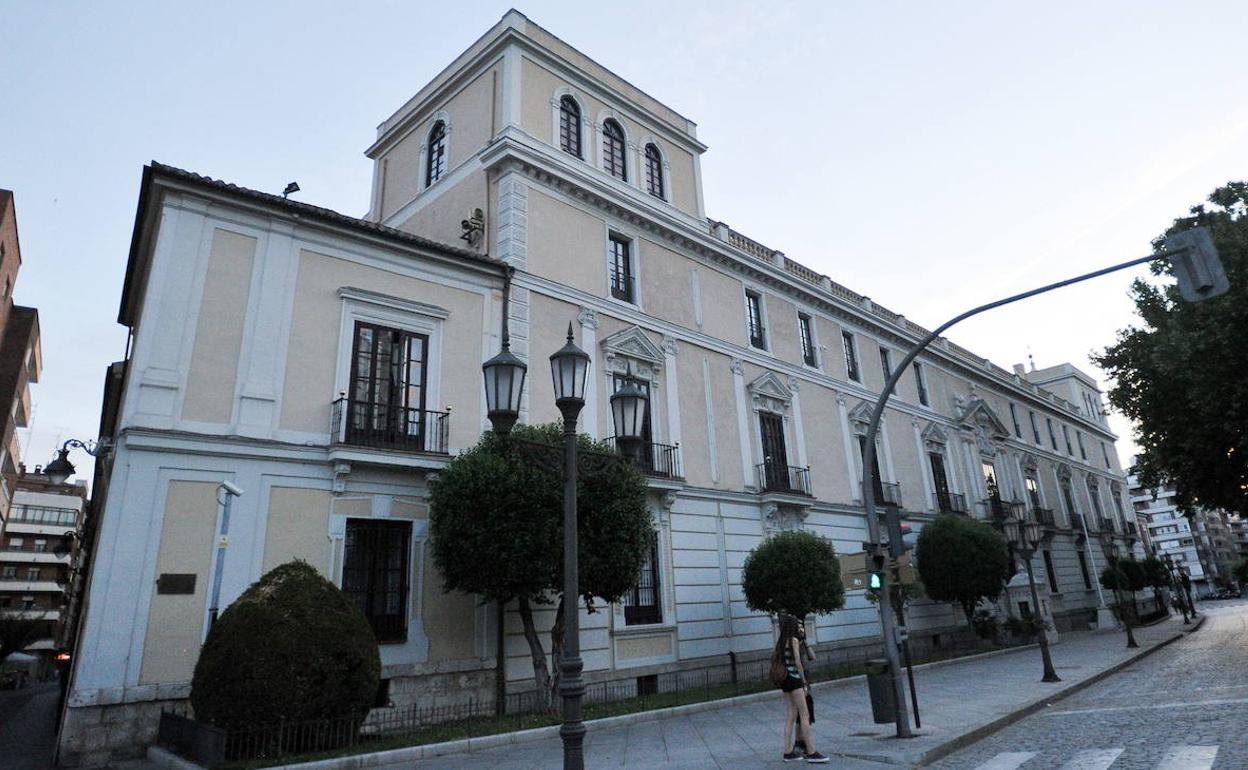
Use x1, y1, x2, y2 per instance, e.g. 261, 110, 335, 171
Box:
929, 599, 1248, 769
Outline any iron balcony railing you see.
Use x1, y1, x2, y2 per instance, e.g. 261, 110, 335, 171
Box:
986, 497, 1024, 523
935, 490, 969, 514
1100, 517, 1117, 534
756, 462, 812, 496
331, 397, 449, 455
877, 482, 903, 508
1070, 513, 1087, 532
604, 438, 683, 480
1034, 507, 1056, 527
1125, 521, 1138, 537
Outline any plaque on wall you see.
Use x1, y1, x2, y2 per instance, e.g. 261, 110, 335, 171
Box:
156, 573, 196, 595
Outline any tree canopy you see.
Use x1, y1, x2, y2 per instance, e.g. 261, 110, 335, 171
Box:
1094, 182, 1248, 516
1100, 557, 1147, 594
428, 423, 651, 706
741, 530, 845, 619
914, 514, 1011, 624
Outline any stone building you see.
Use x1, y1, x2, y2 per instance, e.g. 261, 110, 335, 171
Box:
1129, 473, 1235, 595
59, 11, 1135, 764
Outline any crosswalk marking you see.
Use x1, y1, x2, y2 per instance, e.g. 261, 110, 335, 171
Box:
1056, 748, 1124, 769
1156, 745, 1218, 770
971, 753, 1037, 770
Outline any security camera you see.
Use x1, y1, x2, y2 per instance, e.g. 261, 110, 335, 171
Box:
219, 480, 245, 497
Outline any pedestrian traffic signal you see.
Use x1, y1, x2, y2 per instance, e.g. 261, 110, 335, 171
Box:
869, 570, 884, 591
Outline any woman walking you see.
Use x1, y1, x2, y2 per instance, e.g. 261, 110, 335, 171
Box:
773, 614, 828, 763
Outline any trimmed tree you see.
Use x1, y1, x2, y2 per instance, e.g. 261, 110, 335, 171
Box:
1140, 555, 1170, 611
741, 530, 845, 620
428, 423, 651, 709
915, 514, 1011, 626
1101, 557, 1147, 621
190, 560, 380, 731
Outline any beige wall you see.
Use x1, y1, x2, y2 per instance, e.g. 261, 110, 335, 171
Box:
395, 168, 490, 249
698, 267, 746, 348
637, 238, 695, 329
279, 248, 486, 450
263, 487, 332, 575
182, 228, 256, 424
527, 189, 605, 297
526, 293, 584, 427
802, 385, 852, 503
139, 481, 218, 685
519, 57, 701, 218
423, 560, 478, 664
379, 67, 500, 222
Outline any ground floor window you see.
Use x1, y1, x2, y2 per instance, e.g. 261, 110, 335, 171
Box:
1077, 550, 1092, 589
1042, 550, 1059, 594
623, 538, 661, 625
342, 519, 411, 643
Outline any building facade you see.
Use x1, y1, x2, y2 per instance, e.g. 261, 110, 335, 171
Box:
1129, 473, 1236, 595
0, 470, 87, 677
0, 190, 42, 521
61, 12, 1136, 765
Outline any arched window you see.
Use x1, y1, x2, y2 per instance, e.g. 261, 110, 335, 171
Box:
602, 119, 627, 181
644, 143, 664, 199
425, 120, 447, 187
559, 96, 582, 158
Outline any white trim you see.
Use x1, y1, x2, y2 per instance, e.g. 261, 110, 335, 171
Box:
702, 356, 720, 483
742, 284, 770, 352
788, 377, 808, 471
841, 329, 861, 383
731, 360, 754, 490
690, 267, 703, 329
662, 336, 682, 449
913, 420, 934, 512
595, 108, 632, 184
550, 87, 589, 162
419, 111, 452, 192
796, 308, 821, 370
637, 135, 671, 203
604, 225, 643, 311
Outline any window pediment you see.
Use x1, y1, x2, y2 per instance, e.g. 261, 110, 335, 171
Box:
1056, 463, 1073, 481
922, 423, 949, 449
748, 371, 792, 414
601, 325, 664, 381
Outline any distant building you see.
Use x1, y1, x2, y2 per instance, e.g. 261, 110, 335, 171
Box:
1129, 472, 1235, 595
1229, 514, 1248, 563
0, 468, 87, 676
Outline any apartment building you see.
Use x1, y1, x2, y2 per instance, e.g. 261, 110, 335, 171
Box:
0, 190, 42, 521
61, 12, 1135, 764
1129, 473, 1234, 594
0, 469, 87, 677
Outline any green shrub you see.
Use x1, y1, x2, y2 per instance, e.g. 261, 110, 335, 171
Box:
741, 530, 845, 618
190, 560, 381, 731
915, 514, 1011, 625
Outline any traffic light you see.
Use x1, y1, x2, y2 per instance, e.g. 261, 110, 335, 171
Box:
869, 549, 886, 594
1164, 226, 1228, 303
887, 512, 916, 559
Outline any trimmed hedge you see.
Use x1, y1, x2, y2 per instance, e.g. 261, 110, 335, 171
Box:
190, 560, 381, 731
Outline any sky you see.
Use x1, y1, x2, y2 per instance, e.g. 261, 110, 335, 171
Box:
2, 1, 1246, 487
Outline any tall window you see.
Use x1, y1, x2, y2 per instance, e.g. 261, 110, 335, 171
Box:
1009, 404, 1022, 438
425, 120, 447, 186
602, 119, 627, 181
644, 143, 664, 199
746, 291, 765, 349
1088, 480, 1104, 519
1076, 431, 1087, 460
879, 346, 892, 382
342, 519, 411, 643
799, 314, 816, 366
1062, 425, 1073, 455
559, 96, 582, 158
1046, 418, 1058, 450
913, 362, 929, 406
1101, 441, 1111, 469
842, 331, 859, 381
33, 539, 47, 553
1060, 478, 1077, 519
609, 235, 634, 303
1029, 411, 1041, 444
759, 412, 790, 491
623, 538, 661, 625
1025, 474, 1042, 511
930, 452, 952, 511
348, 322, 430, 451
1042, 550, 1059, 593
1077, 550, 1092, 589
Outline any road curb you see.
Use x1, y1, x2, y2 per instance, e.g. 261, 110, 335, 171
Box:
914, 619, 1204, 767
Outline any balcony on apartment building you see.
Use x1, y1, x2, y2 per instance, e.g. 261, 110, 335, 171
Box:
1034, 507, 1056, 527
756, 461, 812, 496
935, 490, 969, 515
603, 438, 683, 481
984, 497, 1025, 524
329, 396, 450, 469
4, 505, 78, 536
1099, 517, 1118, 534
0, 547, 72, 565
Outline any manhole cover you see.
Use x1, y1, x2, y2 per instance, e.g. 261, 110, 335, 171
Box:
850, 731, 881, 737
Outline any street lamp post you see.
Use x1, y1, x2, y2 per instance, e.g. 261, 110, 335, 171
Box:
1181, 567, 1196, 617
1003, 516, 1060, 682
1161, 553, 1190, 624
483, 316, 647, 770
1103, 538, 1139, 648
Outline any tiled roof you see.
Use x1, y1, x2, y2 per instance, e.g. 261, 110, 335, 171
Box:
148, 162, 505, 270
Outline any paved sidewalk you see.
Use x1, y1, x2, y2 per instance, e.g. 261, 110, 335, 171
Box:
0, 682, 60, 770
410, 614, 1198, 769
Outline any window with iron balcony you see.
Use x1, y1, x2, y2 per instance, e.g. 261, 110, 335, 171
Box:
609, 234, 634, 304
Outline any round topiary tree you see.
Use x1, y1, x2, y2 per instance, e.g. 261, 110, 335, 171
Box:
1140, 555, 1170, 611
190, 560, 380, 731
915, 514, 1011, 627
741, 530, 845, 619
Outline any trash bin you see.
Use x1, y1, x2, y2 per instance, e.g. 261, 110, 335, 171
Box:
865, 658, 895, 724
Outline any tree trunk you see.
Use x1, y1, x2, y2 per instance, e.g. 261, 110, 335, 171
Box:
549, 595, 566, 707
517, 597, 552, 712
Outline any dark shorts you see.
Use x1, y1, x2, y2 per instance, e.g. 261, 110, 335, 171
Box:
779, 677, 804, 693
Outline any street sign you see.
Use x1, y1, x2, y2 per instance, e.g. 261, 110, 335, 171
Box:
838, 551, 869, 591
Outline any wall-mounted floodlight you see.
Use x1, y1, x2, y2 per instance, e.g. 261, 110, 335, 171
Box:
282, 182, 300, 198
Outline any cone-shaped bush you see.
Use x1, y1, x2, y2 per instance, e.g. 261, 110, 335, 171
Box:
190, 560, 380, 730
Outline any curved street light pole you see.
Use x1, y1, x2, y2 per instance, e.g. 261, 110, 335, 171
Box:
861, 244, 1197, 738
